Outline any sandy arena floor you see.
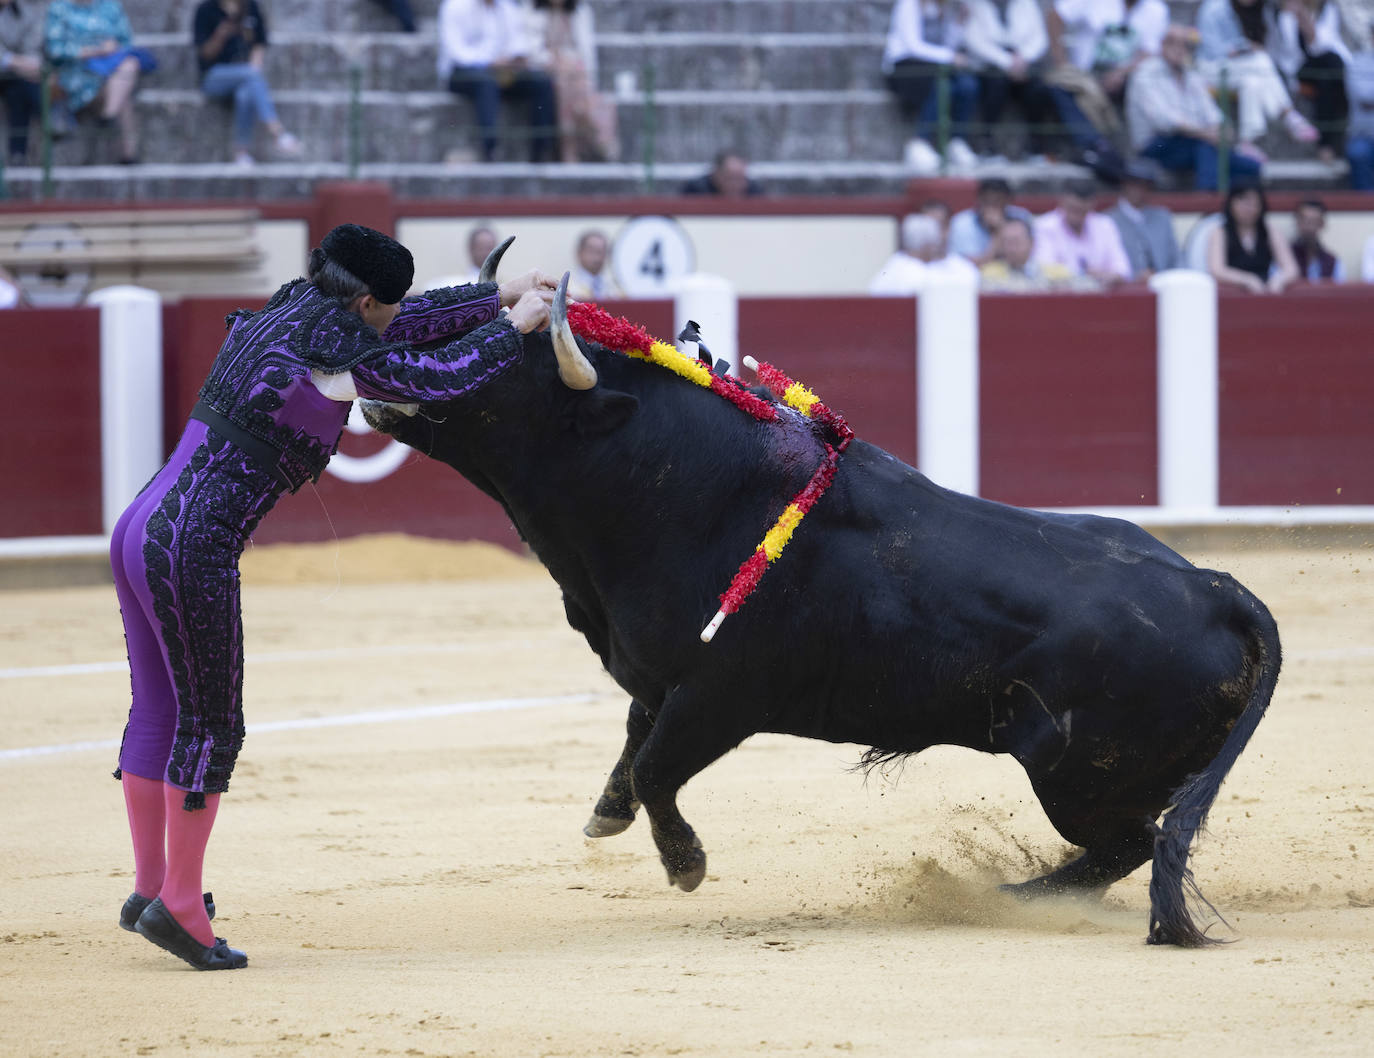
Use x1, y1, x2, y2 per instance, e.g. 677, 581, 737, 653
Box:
2, 531, 1373, 1057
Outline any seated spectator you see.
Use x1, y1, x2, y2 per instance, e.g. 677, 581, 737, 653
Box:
425, 223, 498, 288
1107, 159, 1180, 278
948, 176, 1033, 262
526, 0, 617, 162
1034, 181, 1133, 285
568, 228, 621, 300
1271, 0, 1351, 164
193, 1, 302, 167
1195, 0, 1317, 154
980, 216, 1079, 289
1127, 24, 1263, 190
1344, 21, 1374, 189
1, 0, 43, 164
437, 0, 557, 163
1290, 198, 1345, 280
1206, 183, 1300, 293
1049, 0, 1169, 108
368, 0, 417, 32
963, 0, 1058, 157
682, 150, 763, 196
871, 213, 941, 294
44, 0, 147, 165
882, 0, 980, 172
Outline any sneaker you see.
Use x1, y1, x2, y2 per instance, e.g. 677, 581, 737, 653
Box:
946, 137, 979, 171
233, 150, 255, 167
903, 137, 941, 174
1282, 109, 1318, 144
274, 131, 303, 158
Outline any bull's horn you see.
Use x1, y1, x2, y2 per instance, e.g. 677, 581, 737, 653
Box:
552, 272, 598, 391
478, 235, 515, 284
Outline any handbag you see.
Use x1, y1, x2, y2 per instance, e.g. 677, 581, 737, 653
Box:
83, 47, 159, 78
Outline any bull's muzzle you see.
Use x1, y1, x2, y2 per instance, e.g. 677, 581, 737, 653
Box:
552, 272, 598, 391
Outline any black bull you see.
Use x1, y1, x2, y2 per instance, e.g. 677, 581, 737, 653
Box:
361, 316, 1279, 948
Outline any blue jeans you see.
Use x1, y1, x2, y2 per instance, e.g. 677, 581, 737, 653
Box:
1348, 136, 1374, 191
1141, 134, 1261, 191
447, 66, 557, 162
2, 76, 42, 160
201, 64, 279, 150
886, 60, 978, 143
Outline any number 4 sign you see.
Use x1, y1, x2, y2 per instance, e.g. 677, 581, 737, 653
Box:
611, 216, 696, 297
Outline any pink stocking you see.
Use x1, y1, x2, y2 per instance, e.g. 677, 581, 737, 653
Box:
160, 784, 220, 947
121, 772, 166, 898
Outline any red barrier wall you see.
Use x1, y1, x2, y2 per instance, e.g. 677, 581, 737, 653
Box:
739, 297, 917, 466
0, 308, 103, 536
1218, 287, 1374, 506
979, 292, 1158, 508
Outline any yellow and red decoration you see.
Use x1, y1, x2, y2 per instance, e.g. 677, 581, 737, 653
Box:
567, 302, 854, 643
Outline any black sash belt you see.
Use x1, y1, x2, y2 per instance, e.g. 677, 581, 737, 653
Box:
189, 401, 286, 479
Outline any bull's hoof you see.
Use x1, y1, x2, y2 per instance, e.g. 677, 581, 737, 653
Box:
665, 847, 707, 892
583, 813, 635, 838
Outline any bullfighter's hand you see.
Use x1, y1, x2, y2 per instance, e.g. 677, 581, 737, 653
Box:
499, 270, 560, 307
506, 288, 554, 333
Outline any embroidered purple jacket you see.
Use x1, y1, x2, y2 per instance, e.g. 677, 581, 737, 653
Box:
195, 278, 520, 490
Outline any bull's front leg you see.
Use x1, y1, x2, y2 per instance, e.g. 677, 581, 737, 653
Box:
628, 688, 748, 893
584, 698, 653, 838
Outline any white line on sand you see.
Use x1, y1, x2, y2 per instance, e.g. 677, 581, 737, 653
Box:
0, 692, 608, 763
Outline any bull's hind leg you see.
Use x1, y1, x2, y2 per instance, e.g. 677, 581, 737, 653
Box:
584, 698, 653, 838
1001, 818, 1155, 898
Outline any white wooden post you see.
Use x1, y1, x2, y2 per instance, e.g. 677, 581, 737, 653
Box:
916, 270, 980, 495
88, 285, 163, 534
674, 273, 738, 374
1150, 269, 1218, 512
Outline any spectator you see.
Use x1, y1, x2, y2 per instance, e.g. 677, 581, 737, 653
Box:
980, 216, 1078, 289
963, 0, 1059, 157
948, 176, 1033, 262
870, 213, 943, 294
193, 1, 302, 167
682, 150, 762, 196
1271, 0, 1351, 163
0, 0, 43, 163
568, 228, 621, 300
526, 0, 617, 161
1195, 0, 1318, 153
44, 0, 146, 165
436, 0, 557, 163
425, 223, 499, 288
1206, 182, 1300, 292
882, 0, 980, 172
368, 0, 417, 32
1034, 181, 1133, 284
0, 263, 22, 307
1127, 24, 1263, 190
1290, 198, 1345, 279
1048, 0, 1169, 115
1349, 22, 1374, 189
1107, 158, 1180, 277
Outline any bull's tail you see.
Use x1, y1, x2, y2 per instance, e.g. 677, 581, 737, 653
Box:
1147, 602, 1281, 947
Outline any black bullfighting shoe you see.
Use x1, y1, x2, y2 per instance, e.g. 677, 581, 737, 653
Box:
134, 898, 247, 971
120, 890, 215, 932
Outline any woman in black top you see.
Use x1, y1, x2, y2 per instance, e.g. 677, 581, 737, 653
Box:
192, 0, 302, 165
1206, 183, 1300, 293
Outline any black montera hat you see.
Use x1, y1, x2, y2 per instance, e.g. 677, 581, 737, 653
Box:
319, 223, 414, 304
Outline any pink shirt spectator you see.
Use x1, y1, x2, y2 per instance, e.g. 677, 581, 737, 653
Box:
1033, 208, 1132, 280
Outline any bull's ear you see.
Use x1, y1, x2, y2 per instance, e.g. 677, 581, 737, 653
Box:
563, 388, 639, 437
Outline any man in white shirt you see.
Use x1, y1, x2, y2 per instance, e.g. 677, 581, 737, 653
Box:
883, 0, 981, 172
437, 0, 557, 162
870, 213, 978, 294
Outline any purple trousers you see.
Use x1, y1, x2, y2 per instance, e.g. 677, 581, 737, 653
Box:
112, 420, 283, 807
